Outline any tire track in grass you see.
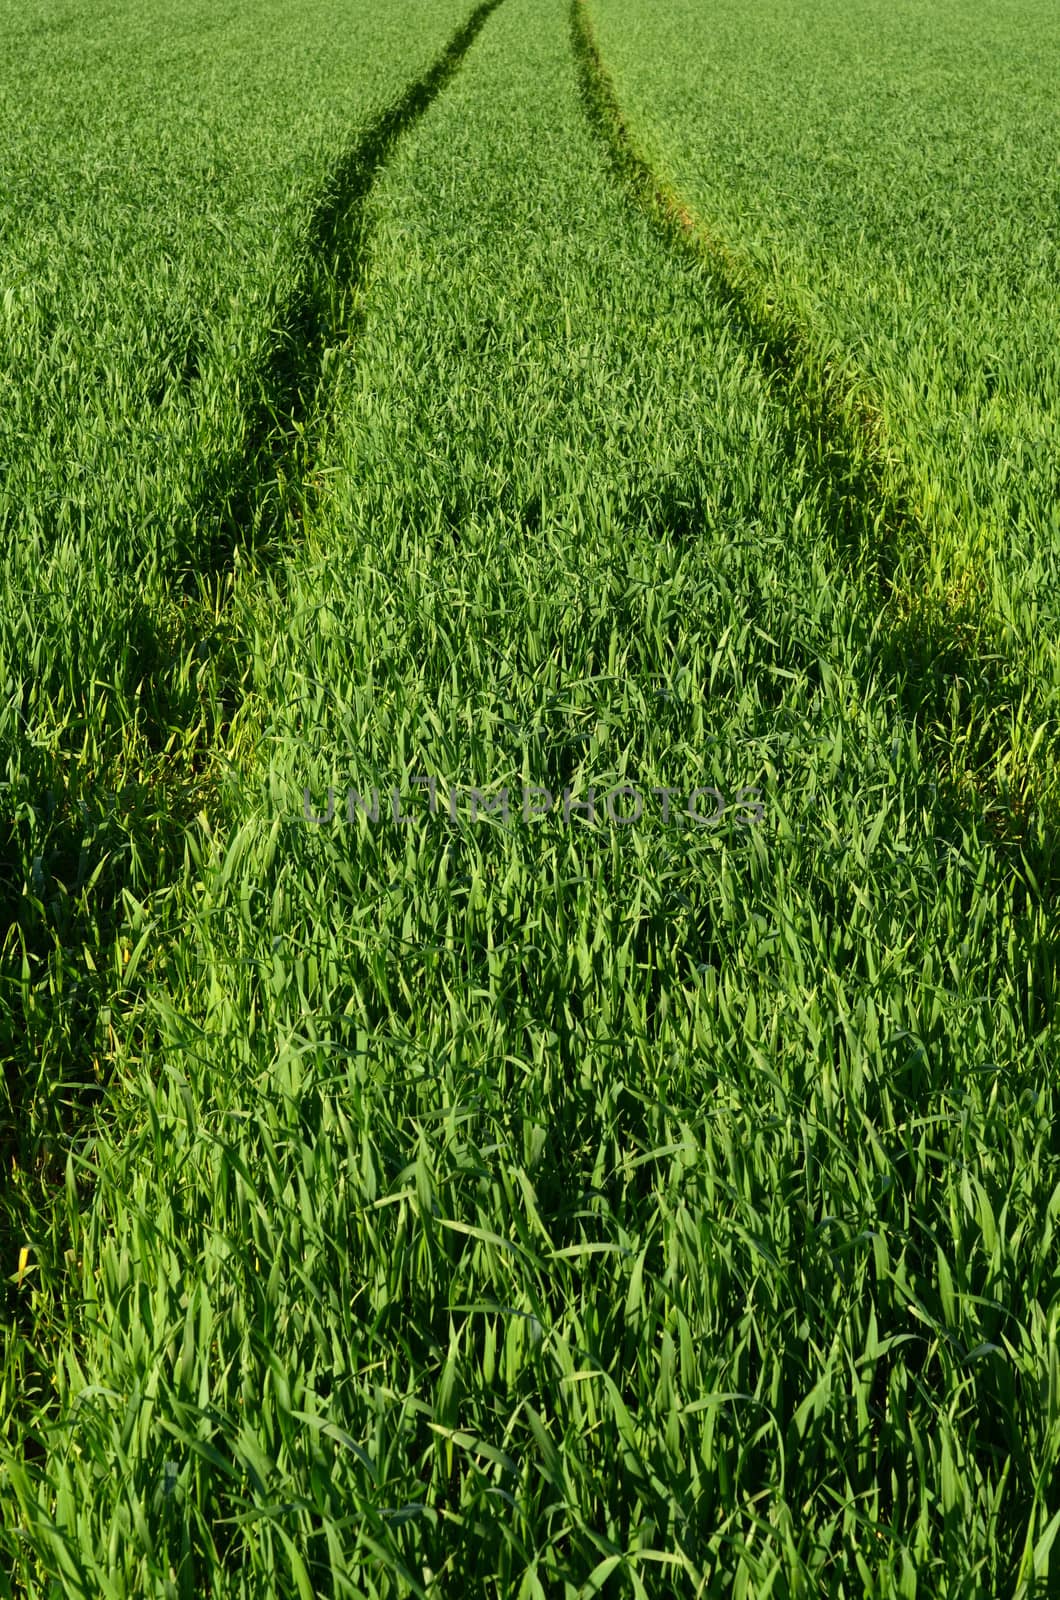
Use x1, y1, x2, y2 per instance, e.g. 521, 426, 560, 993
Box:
0, 0, 506, 1368
204, 0, 508, 582
0, 0, 504, 974
570, 0, 1059, 896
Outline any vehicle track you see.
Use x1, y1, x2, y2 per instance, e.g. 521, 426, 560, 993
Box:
1, 0, 508, 1320
570, 0, 1059, 902
206, 0, 507, 580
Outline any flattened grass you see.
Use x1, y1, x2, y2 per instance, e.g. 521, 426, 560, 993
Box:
0, 0, 480, 1193
582, 0, 1060, 834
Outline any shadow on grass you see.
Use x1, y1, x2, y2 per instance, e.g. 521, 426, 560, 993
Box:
569, 0, 1060, 916
566, 12, 1060, 1561
0, 0, 506, 1278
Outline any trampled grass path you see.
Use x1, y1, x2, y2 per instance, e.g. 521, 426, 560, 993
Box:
0, 0, 510, 1430
572, 0, 1060, 904
0, 0, 508, 1208
204, 0, 508, 579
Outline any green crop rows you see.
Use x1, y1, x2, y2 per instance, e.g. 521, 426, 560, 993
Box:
1, 0, 1058, 1594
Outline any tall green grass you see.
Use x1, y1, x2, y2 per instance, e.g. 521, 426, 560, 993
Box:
0, 0, 477, 1193
3, 0, 1058, 1591
581, 0, 1060, 827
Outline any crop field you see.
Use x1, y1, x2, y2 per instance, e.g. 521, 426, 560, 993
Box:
582, 0, 1060, 816
1, 0, 1058, 1595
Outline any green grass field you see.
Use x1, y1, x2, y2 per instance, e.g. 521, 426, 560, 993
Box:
2, 0, 1058, 1594
581, 0, 1060, 819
